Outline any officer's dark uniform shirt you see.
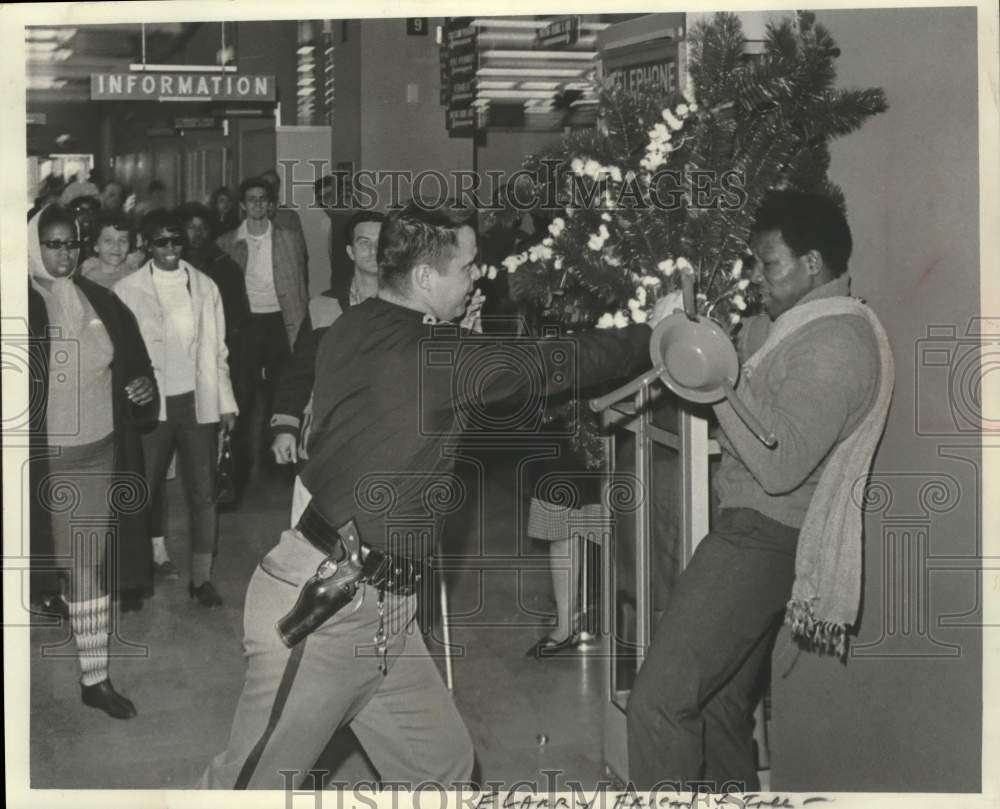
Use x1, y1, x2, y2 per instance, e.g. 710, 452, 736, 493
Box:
300, 297, 651, 561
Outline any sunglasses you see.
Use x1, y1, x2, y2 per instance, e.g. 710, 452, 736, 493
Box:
40, 239, 82, 251
150, 236, 185, 248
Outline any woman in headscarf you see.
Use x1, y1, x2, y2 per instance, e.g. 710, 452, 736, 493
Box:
27, 204, 159, 719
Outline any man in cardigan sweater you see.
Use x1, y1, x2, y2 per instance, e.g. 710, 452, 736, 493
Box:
627, 192, 886, 790
261, 167, 309, 267
217, 177, 308, 474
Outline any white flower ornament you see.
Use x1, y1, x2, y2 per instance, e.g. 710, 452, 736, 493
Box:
657, 258, 676, 276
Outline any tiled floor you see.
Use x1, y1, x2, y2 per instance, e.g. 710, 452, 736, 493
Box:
28, 447, 616, 790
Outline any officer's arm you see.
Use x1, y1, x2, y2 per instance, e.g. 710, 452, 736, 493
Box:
456, 324, 652, 409
270, 319, 323, 438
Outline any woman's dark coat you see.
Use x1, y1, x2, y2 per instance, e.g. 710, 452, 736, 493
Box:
28, 275, 159, 598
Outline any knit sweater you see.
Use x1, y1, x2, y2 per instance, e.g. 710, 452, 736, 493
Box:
712, 275, 881, 529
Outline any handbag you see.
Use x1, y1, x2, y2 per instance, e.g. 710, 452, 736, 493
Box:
215, 432, 238, 506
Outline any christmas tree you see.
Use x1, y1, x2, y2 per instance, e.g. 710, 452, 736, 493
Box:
504, 10, 887, 328
496, 10, 887, 466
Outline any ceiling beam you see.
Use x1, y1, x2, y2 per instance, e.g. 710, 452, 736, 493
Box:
26, 87, 92, 103
26, 58, 134, 77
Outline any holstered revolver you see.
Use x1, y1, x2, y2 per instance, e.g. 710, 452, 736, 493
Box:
276, 519, 365, 648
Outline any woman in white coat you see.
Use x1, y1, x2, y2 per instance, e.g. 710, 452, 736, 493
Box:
114, 210, 238, 607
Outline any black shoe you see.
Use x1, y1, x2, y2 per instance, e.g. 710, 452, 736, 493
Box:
81, 679, 137, 719
525, 634, 581, 658
153, 560, 181, 580
34, 594, 70, 621
188, 581, 223, 608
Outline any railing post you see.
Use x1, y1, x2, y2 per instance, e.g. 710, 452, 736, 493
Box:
680, 407, 711, 561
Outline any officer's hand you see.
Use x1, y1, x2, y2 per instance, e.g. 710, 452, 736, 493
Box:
461, 288, 486, 334
272, 433, 298, 465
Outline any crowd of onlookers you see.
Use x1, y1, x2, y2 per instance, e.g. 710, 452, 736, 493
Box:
30, 173, 242, 241
26, 169, 324, 718
26, 168, 599, 720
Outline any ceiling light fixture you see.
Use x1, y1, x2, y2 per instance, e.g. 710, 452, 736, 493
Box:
27, 76, 68, 90
26, 27, 77, 43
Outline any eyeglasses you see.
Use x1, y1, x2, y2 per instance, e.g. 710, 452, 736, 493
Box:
150, 236, 185, 248
40, 239, 82, 251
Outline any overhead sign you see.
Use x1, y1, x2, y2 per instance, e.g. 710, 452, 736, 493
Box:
446, 107, 477, 134
600, 18, 683, 94
447, 49, 478, 77
91, 72, 276, 102
538, 16, 580, 48
440, 18, 479, 138
446, 24, 477, 49
606, 58, 677, 92
407, 18, 429, 36
448, 77, 477, 106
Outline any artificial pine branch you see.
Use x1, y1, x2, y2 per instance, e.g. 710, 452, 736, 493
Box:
498, 10, 887, 467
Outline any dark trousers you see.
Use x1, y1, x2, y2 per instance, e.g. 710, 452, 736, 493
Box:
626, 508, 799, 791
234, 312, 291, 473
141, 392, 218, 557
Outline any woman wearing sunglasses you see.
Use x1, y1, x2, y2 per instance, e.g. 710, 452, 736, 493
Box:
113, 210, 238, 608
27, 204, 159, 719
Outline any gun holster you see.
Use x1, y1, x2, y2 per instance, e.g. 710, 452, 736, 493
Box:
276, 519, 365, 648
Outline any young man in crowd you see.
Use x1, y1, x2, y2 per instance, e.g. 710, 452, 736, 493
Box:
261, 167, 309, 265
100, 180, 126, 212
217, 177, 309, 473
